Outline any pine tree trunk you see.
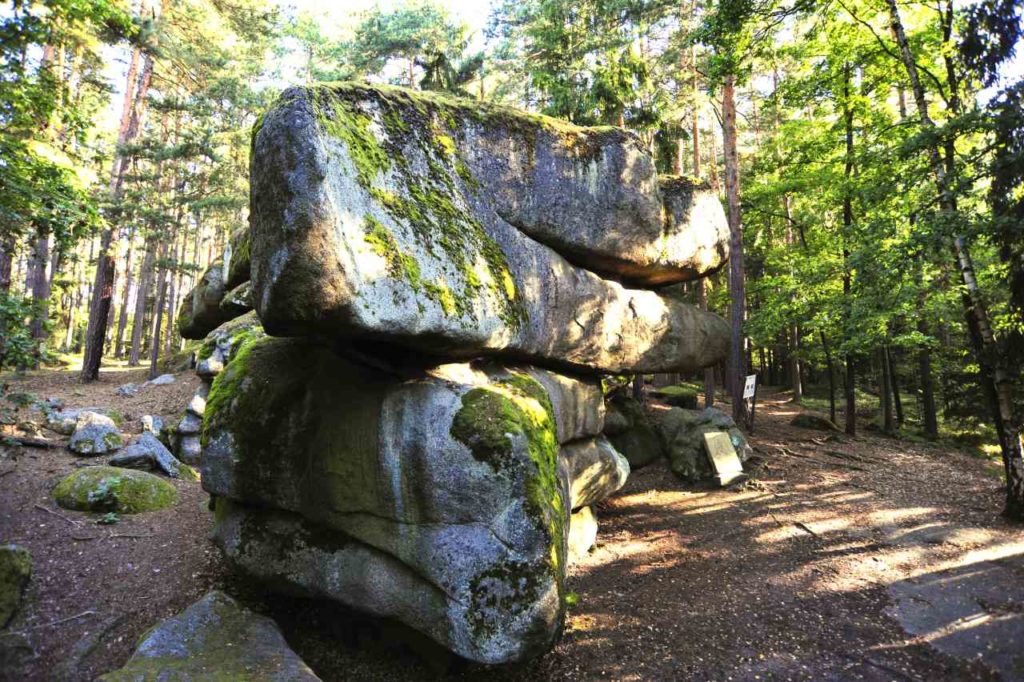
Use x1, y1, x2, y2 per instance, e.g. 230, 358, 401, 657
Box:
129, 243, 155, 367
841, 63, 857, 436
880, 346, 895, 434
80, 49, 153, 382
114, 230, 136, 358
149, 247, 169, 379
28, 230, 50, 344
723, 73, 746, 425
888, 345, 904, 427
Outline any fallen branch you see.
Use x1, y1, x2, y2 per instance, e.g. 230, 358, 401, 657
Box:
13, 610, 96, 633
794, 521, 821, 539
34, 503, 80, 526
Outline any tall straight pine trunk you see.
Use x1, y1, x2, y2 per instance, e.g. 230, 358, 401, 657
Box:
723, 73, 746, 425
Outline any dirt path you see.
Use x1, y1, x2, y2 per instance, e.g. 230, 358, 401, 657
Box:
2, 375, 1021, 681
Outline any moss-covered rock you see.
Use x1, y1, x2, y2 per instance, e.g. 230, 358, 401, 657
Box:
790, 413, 841, 432
0, 545, 31, 628
201, 336, 571, 664
650, 384, 699, 409
249, 82, 729, 375
53, 466, 178, 514
98, 590, 318, 681
224, 227, 251, 289
68, 412, 123, 455
602, 392, 664, 469
177, 258, 233, 340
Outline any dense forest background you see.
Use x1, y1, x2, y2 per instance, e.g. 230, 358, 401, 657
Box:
1, 0, 1022, 511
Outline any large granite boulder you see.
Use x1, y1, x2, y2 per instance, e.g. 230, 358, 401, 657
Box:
177, 259, 231, 340
561, 437, 629, 511
223, 227, 252, 290
98, 590, 319, 681
654, 407, 752, 482
202, 336, 574, 663
53, 467, 178, 514
660, 176, 729, 281
249, 84, 728, 375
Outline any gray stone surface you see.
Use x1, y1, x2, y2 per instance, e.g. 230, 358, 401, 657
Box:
888, 554, 1024, 681
654, 407, 752, 483
44, 407, 105, 436
177, 259, 233, 340
250, 84, 728, 375
202, 337, 570, 664
561, 437, 629, 511
224, 227, 251, 289
109, 432, 189, 479
98, 590, 319, 681
140, 415, 163, 436
0, 545, 31, 628
146, 373, 176, 386
68, 412, 123, 455
219, 280, 253, 317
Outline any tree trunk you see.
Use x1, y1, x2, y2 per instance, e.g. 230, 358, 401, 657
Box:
28, 230, 50, 345
880, 346, 895, 434
841, 63, 857, 436
888, 345, 904, 427
723, 73, 746, 425
114, 230, 136, 358
148, 246, 169, 379
129, 242, 155, 367
80, 49, 153, 381
697, 278, 715, 408
821, 332, 837, 424
885, 0, 1024, 518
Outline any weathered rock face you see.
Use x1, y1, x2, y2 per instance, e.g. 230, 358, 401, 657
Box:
98, 590, 319, 681
68, 412, 123, 455
224, 228, 252, 290
568, 507, 598, 562
177, 259, 231, 340
202, 337, 572, 663
653, 407, 752, 482
659, 176, 729, 282
561, 437, 630, 511
250, 84, 728, 375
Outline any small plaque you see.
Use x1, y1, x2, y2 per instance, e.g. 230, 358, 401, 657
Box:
743, 374, 757, 399
703, 431, 745, 486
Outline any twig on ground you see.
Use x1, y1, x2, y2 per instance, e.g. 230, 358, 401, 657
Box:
13, 610, 96, 633
34, 503, 80, 526
5, 436, 62, 449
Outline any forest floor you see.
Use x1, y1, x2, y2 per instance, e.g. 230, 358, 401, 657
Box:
1, 366, 1022, 681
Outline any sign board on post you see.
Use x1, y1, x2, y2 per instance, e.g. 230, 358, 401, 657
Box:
703, 432, 745, 487
743, 374, 757, 399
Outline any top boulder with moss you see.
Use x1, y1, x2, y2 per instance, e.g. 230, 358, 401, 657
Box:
249, 83, 729, 375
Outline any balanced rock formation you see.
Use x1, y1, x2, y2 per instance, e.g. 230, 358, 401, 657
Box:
201, 83, 731, 665
249, 84, 728, 374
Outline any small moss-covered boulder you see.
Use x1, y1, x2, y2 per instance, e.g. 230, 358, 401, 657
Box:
602, 391, 663, 469
790, 413, 841, 432
0, 545, 31, 628
98, 591, 319, 681
53, 466, 177, 514
650, 384, 699, 409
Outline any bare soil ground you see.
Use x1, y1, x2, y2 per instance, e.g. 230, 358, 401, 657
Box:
2, 368, 1021, 681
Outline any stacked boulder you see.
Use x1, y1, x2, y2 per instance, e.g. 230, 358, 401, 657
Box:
197, 83, 730, 664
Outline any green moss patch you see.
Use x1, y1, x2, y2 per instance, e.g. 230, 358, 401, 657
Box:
53, 467, 178, 514
0, 545, 31, 628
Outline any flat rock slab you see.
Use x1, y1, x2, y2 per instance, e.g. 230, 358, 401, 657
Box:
250, 83, 728, 375
98, 590, 320, 681
888, 554, 1024, 680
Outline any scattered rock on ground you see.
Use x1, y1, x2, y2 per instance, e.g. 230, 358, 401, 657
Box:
53, 466, 178, 514
109, 433, 195, 480
146, 374, 176, 387
790, 413, 842, 431
115, 384, 138, 397
44, 407, 104, 436
68, 412, 123, 455
0, 545, 31, 628
650, 384, 699, 409
140, 415, 163, 436
98, 590, 319, 681
0, 632, 35, 681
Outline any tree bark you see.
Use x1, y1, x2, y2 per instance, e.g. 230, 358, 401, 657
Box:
821, 332, 837, 424
888, 345, 904, 427
114, 229, 136, 358
880, 346, 895, 434
723, 73, 746, 425
129, 242, 155, 367
148, 245, 169, 379
80, 48, 154, 382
